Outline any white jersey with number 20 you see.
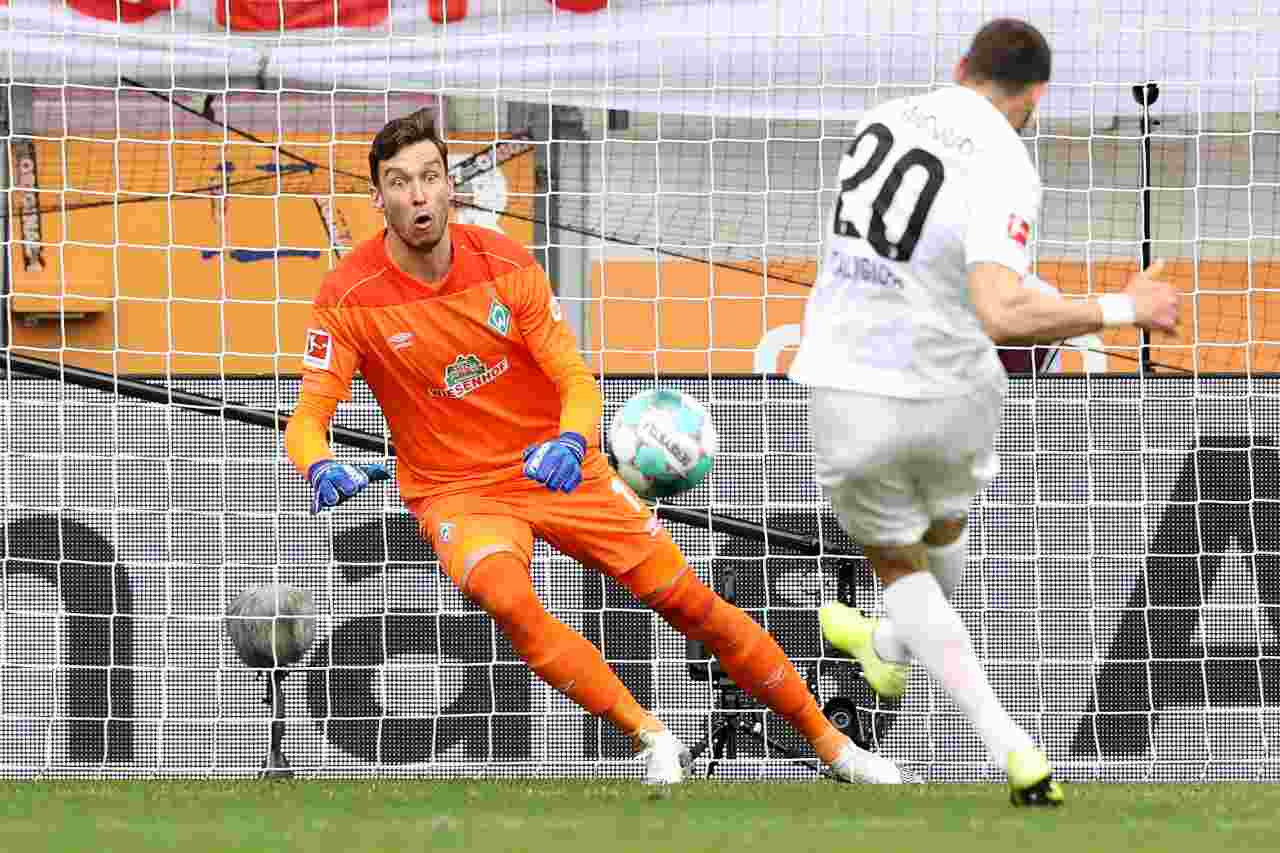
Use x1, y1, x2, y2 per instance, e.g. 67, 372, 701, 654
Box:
788, 86, 1040, 399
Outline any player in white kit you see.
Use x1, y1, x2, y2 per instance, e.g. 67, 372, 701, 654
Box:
788, 19, 1178, 805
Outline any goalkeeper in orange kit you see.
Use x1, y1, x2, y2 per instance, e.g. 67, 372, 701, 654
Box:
285, 108, 901, 784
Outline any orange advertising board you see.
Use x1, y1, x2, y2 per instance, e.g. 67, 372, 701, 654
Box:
590, 257, 1280, 375
11, 120, 1280, 379
587, 260, 811, 375
9, 130, 535, 375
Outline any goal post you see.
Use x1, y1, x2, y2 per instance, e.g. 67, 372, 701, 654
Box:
3, 0, 1280, 781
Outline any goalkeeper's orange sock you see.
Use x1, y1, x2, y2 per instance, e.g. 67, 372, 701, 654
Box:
465, 553, 663, 738
625, 539, 851, 765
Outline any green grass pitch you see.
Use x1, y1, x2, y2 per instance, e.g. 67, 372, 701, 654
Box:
3, 779, 1277, 852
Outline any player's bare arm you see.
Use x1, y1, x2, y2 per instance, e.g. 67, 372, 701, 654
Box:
970, 259, 1179, 344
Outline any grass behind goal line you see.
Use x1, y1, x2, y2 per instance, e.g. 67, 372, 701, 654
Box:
2, 780, 1276, 852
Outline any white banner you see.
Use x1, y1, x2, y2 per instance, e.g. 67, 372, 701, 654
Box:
3, 0, 1276, 120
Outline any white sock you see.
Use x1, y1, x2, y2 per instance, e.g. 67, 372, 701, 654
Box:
928, 534, 968, 600
871, 531, 969, 665
881, 571, 1034, 769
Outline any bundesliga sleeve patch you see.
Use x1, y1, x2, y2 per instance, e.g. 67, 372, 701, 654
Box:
1007, 214, 1031, 248
303, 328, 334, 370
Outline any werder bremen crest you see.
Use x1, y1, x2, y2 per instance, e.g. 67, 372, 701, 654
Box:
487, 299, 512, 335
434, 353, 510, 399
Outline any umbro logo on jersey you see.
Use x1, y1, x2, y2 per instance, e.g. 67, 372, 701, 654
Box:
487, 299, 512, 336
387, 331, 414, 351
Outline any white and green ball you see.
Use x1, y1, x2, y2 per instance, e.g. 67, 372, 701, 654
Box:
226, 583, 317, 669
609, 388, 718, 500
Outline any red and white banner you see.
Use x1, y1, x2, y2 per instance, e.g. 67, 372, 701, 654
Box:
1, 0, 1273, 120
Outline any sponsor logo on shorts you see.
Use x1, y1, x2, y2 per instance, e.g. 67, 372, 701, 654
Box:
431, 353, 510, 399
302, 328, 333, 370
487, 299, 512, 336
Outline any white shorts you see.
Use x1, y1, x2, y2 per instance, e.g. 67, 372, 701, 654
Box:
809, 381, 1005, 547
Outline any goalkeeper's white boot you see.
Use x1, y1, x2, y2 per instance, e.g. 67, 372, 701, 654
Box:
819, 601, 910, 701
828, 740, 903, 784
635, 727, 691, 785
1007, 748, 1064, 807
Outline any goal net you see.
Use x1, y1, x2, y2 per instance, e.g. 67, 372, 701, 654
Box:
3, 0, 1279, 781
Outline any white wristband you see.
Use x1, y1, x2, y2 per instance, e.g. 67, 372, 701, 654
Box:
1096, 293, 1137, 327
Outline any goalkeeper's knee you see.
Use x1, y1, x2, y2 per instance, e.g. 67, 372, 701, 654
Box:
637, 546, 807, 717
647, 573, 718, 641
623, 538, 716, 638
463, 553, 543, 642
621, 537, 763, 659
631, 547, 723, 645
650, 572, 767, 666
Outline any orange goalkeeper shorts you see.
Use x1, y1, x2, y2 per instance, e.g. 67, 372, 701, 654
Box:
406, 451, 666, 593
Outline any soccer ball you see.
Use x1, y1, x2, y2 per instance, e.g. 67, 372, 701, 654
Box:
608, 388, 718, 500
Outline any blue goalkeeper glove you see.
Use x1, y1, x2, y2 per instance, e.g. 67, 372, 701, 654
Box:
521, 432, 587, 493
306, 460, 391, 515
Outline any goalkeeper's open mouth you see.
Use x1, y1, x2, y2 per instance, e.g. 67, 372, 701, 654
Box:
412, 211, 434, 230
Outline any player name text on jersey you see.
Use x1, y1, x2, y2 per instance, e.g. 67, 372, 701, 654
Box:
826, 248, 904, 292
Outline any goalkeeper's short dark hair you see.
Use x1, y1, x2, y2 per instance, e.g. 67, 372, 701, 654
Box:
369, 108, 449, 188
964, 19, 1052, 95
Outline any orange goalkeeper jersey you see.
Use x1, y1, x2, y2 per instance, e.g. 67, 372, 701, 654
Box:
297, 223, 601, 502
